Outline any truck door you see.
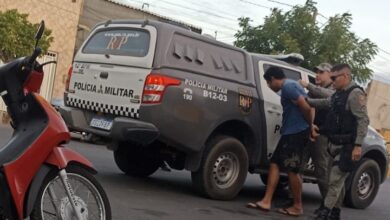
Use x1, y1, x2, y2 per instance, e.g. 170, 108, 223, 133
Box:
258, 62, 303, 158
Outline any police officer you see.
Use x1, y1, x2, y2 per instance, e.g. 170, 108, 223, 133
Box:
299, 63, 334, 213
307, 64, 369, 220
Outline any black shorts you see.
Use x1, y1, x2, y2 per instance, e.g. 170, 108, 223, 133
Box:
270, 129, 310, 173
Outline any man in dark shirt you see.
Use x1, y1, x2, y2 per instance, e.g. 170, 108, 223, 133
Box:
247, 66, 314, 217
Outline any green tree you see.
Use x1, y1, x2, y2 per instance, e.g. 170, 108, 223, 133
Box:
0, 9, 53, 63
234, 0, 377, 83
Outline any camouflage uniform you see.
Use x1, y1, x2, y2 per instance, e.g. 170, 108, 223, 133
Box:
308, 81, 369, 211
306, 82, 334, 199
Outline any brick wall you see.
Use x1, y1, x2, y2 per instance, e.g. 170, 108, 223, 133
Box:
0, 0, 83, 100
366, 80, 390, 131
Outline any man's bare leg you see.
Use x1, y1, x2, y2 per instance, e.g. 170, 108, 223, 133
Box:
284, 172, 303, 214
255, 163, 280, 209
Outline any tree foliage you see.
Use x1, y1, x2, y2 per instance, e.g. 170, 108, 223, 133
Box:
234, 0, 377, 83
0, 9, 53, 63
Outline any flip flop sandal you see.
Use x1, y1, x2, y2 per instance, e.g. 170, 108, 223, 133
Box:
277, 208, 302, 217
246, 202, 270, 212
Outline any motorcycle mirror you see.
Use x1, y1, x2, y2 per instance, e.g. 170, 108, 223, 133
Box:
35, 20, 45, 41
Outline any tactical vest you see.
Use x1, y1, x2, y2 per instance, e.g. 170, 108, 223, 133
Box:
323, 85, 364, 145
313, 83, 333, 126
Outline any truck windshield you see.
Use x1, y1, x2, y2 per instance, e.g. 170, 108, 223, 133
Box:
82, 28, 150, 57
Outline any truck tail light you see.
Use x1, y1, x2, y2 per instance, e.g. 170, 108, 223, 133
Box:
142, 74, 181, 104
65, 66, 74, 93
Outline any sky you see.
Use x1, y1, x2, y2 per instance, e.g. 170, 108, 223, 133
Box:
117, 0, 390, 83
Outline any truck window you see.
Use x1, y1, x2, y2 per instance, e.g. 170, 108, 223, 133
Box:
82, 28, 150, 57
263, 64, 301, 80
308, 75, 316, 84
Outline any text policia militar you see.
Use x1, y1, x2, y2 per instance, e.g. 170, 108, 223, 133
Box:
73, 82, 134, 98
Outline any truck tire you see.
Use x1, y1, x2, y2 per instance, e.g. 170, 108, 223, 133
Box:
114, 142, 162, 177
191, 135, 248, 200
344, 158, 381, 209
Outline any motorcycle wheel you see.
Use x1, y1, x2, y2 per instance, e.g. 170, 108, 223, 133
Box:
30, 165, 111, 220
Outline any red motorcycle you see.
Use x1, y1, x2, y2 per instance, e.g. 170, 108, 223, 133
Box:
0, 21, 111, 220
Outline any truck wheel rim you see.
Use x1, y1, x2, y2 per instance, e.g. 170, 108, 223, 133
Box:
357, 172, 373, 200
212, 152, 240, 189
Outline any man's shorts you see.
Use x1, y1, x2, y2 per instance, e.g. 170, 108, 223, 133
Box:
270, 129, 310, 173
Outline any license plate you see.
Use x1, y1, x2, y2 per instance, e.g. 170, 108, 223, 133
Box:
90, 117, 113, 131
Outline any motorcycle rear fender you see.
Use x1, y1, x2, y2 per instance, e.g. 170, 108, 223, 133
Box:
24, 147, 96, 217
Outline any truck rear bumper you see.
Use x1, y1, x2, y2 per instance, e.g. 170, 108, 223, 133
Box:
59, 106, 159, 145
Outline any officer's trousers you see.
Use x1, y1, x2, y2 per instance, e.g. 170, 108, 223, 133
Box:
310, 134, 332, 199
324, 143, 350, 209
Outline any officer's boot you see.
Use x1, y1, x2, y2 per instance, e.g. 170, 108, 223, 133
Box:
314, 202, 325, 215
328, 207, 340, 220
314, 207, 331, 220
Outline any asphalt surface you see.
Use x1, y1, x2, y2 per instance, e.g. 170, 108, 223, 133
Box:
0, 123, 389, 220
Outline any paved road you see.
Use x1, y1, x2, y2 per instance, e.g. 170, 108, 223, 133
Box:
0, 124, 389, 220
